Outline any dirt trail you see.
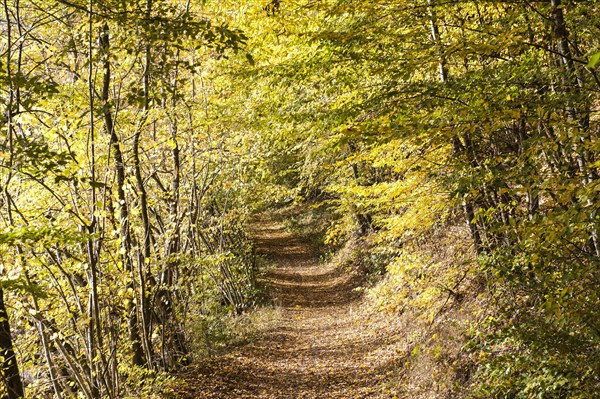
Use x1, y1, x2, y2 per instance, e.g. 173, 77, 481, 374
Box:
176, 216, 403, 399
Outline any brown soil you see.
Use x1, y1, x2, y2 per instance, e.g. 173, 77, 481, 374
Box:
173, 216, 405, 399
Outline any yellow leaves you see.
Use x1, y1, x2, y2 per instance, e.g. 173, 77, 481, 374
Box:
166, 138, 178, 150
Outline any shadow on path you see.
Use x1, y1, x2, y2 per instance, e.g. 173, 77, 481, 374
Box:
253, 216, 362, 308
175, 214, 404, 399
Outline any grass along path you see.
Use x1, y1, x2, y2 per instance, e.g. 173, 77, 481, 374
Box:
174, 215, 408, 398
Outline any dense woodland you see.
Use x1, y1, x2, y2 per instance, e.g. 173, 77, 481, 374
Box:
1, 0, 599, 398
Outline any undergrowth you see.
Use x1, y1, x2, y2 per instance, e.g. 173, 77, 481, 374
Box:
363, 223, 486, 398
320, 210, 489, 398
187, 306, 282, 358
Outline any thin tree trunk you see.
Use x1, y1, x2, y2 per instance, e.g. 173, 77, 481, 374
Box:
550, 0, 599, 257
86, 4, 102, 397
429, 0, 481, 253
0, 2, 24, 396
162, 57, 189, 371
131, 0, 154, 367
0, 289, 24, 399
24, 270, 63, 399
99, 22, 146, 368
428, 0, 448, 83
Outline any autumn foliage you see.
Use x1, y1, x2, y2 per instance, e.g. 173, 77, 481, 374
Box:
1, 0, 600, 398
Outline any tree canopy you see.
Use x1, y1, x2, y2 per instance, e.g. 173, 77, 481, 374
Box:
1, 0, 600, 397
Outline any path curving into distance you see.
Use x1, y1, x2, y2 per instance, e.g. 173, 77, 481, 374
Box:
175, 215, 405, 399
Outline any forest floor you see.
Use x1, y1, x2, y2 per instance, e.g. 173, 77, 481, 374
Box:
172, 213, 409, 398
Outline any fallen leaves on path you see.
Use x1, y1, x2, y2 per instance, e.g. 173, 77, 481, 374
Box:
172, 218, 406, 398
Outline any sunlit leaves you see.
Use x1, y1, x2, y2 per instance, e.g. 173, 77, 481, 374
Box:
213, 1, 600, 398
588, 51, 600, 68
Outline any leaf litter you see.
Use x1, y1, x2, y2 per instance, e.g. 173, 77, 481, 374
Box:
171, 217, 406, 398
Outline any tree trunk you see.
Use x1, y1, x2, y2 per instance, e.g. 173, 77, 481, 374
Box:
429, 0, 481, 253
0, 289, 24, 399
131, 0, 154, 367
99, 22, 146, 368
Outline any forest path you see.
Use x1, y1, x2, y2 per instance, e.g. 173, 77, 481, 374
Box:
175, 213, 403, 399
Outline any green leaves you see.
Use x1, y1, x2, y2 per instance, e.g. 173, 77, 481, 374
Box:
0, 278, 48, 299
588, 51, 600, 68
0, 226, 82, 247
